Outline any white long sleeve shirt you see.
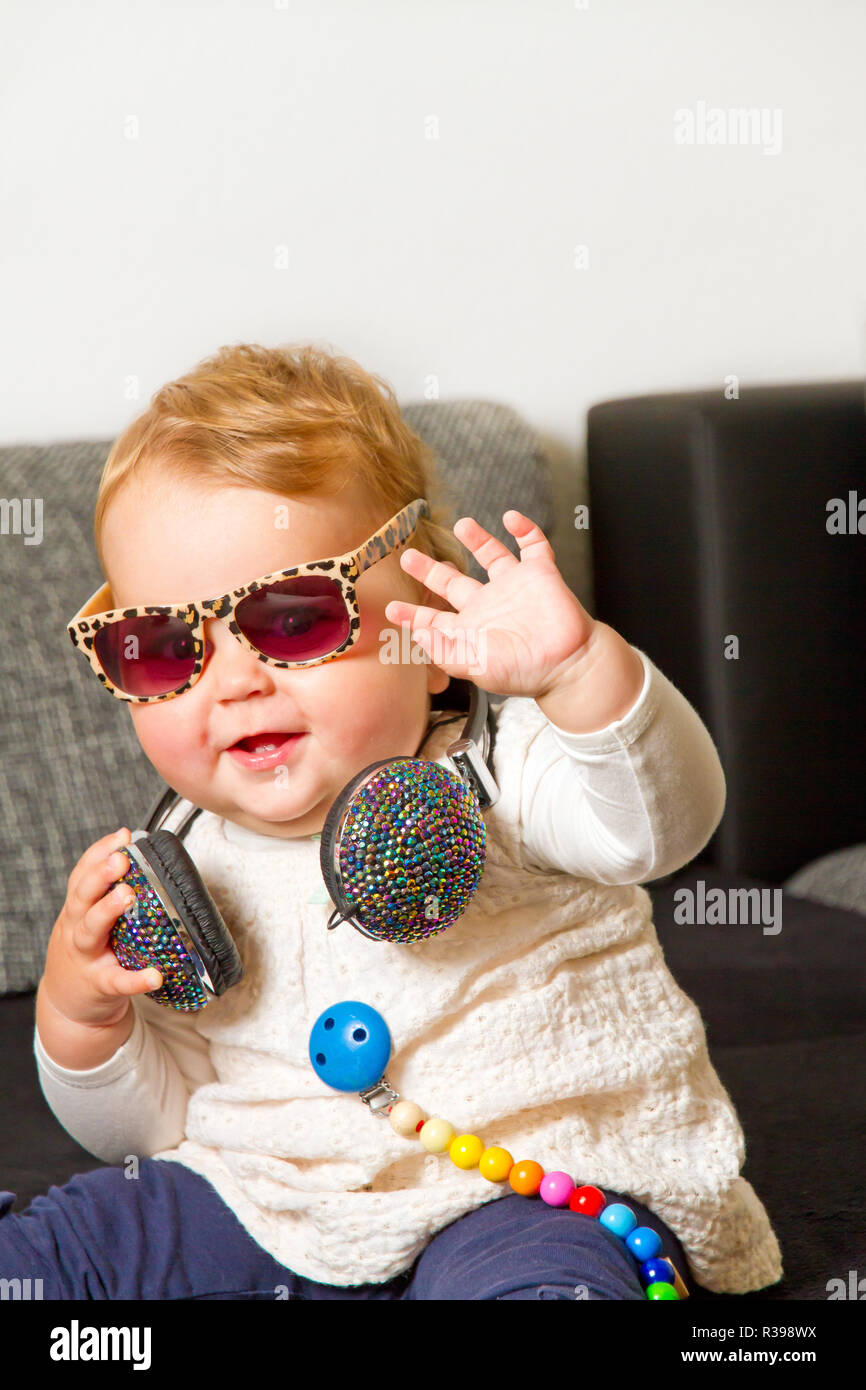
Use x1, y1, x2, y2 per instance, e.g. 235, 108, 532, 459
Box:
35, 648, 783, 1294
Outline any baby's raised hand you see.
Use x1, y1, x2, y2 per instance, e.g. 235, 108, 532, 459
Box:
385, 510, 594, 700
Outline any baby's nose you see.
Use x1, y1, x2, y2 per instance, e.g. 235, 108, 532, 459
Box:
202, 617, 274, 691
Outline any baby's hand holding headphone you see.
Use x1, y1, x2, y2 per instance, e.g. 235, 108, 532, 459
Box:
41, 827, 165, 1032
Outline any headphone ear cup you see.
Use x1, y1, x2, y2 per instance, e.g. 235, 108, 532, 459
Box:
111, 828, 243, 1010
320, 755, 487, 943
319, 759, 389, 926
140, 830, 244, 994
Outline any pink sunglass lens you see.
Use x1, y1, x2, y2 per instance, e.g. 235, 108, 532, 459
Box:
235, 576, 350, 661
93, 615, 198, 696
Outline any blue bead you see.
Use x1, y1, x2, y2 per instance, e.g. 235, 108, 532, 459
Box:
308, 1001, 391, 1092
599, 1203, 638, 1239
626, 1226, 662, 1261
640, 1257, 674, 1287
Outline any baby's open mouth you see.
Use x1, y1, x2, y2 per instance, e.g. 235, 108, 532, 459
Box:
225, 730, 308, 769
231, 732, 300, 753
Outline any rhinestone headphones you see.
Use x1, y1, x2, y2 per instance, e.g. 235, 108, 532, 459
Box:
319, 679, 499, 943
108, 680, 500, 1011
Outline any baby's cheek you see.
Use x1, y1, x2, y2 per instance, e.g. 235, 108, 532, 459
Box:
129, 703, 200, 771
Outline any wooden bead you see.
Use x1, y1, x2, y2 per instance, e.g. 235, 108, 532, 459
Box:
646, 1282, 679, 1300
419, 1117, 456, 1153
449, 1134, 484, 1169
539, 1171, 574, 1207
389, 1101, 426, 1138
660, 1258, 690, 1300
569, 1184, 606, 1217
509, 1160, 545, 1196
479, 1146, 514, 1182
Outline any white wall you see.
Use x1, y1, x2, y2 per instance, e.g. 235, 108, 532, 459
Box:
2, 0, 864, 604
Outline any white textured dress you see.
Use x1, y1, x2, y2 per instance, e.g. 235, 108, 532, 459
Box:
35, 649, 783, 1293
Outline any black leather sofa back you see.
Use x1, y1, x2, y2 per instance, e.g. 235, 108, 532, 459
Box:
587, 381, 866, 883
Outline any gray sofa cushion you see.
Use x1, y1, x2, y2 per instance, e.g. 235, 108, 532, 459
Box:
0, 402, 554, 993
783, 843, 866, 919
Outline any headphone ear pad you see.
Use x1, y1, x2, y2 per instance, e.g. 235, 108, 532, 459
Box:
132, 830, 243, 997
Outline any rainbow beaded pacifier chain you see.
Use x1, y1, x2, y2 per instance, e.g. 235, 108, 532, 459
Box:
309, 1001, 690, 1301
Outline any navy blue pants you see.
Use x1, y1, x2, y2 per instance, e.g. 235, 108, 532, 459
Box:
0, 1160, 697, 1300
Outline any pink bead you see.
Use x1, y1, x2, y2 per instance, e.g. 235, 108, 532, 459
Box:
539, 1171, 574, 1207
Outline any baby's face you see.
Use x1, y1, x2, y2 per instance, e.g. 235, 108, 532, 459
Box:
100, 471, 450, 838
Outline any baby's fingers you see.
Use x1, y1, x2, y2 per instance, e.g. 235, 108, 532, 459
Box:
97, 961, 163, 998
66, 829, 131, 909
396, 550, 480, 611
73, 878, 138, 955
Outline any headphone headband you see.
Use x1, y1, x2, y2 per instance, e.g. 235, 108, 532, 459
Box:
143, 785, 203, 840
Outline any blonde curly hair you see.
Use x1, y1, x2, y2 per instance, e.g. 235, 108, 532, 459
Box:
93, 341, 469, 606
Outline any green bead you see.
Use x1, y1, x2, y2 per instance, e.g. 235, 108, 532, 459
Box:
646, 1281, 680, 1300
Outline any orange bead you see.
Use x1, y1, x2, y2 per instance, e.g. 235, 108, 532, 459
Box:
508, 1159, 545, 1196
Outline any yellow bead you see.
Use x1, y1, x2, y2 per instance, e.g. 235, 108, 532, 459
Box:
449, 1134, 484, 1169
419, 1117, 456, 1153
388, 1101, 427, 1138
479, 1146, 514, 1182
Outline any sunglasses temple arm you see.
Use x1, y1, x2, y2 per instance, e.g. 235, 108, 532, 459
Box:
352, 499, 430, 575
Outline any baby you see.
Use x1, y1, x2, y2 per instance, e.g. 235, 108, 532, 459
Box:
4, 342, 783, 1300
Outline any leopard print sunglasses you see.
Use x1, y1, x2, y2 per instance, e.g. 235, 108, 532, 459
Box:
66, 498, 429, 703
